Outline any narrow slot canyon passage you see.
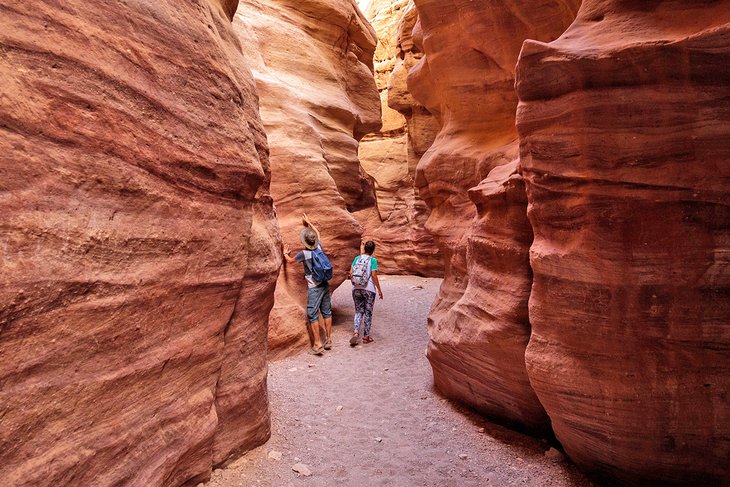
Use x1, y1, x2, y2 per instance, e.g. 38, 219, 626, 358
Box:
2, 0, 727, 485
202, 277, 594, 487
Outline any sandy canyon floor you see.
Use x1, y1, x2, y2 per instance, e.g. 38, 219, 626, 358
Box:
203, 276, 595, 487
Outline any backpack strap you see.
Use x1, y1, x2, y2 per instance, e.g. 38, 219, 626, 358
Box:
302, 249, 313, 274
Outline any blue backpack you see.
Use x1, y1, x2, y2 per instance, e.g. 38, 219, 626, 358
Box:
306, 247, 333, 283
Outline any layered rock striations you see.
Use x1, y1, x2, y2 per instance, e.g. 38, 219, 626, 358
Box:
355, 0, 443, 276
517, 2, 730, 484
408, 0, 579, 430
233, 0, 381, 354
0, 1, 279, 485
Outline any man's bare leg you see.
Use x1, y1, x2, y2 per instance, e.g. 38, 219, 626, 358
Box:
310, 320, 323, 351
323, 316, 333, 349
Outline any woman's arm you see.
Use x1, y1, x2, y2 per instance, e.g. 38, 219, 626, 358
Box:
371, 270, 383, 299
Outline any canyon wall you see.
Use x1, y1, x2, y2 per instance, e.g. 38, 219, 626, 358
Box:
517, 1, 730, 484
355, 0, 443, 276
408, 0, 580, 431
0, 1, 278, 485
233, 0, 382, 353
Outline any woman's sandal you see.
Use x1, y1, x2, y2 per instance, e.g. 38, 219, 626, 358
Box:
362, 336, 374, 343
349, 333, 360, 346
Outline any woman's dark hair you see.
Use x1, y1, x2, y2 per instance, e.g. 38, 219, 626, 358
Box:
364, 240, 376, 255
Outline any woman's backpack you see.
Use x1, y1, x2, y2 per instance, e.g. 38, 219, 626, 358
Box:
351, 255, 372, 288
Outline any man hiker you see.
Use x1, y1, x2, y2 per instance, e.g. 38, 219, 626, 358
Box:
283, 214, 333, 355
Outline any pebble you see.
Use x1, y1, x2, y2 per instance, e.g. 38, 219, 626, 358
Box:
288, 367, 298, 372
478, 427, 486, 433
336, 405, 344, 412
268, 450, 283, 461
375, 437, 383, 443
458, 454, 468, 460
292, 463, 312, 476
308, 363, 316, 368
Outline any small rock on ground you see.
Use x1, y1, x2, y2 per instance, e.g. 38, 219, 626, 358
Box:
545, 448, 566, 463
291, 463, 312, 476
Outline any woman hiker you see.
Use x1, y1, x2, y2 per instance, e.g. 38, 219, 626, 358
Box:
348, 240, 383, 345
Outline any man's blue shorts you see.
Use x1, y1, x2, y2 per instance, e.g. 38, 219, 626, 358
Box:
307, 282, 332, 323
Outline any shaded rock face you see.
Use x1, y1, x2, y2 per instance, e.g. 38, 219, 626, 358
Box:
388, 4, 440, 177
407, 0, 579, 430
517, 2, 730, 484
355, 0, 443, 276
233, 0, 382, 354
0, 1, 279, 485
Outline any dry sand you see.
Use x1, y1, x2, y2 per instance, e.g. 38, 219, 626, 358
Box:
203, 275, 596, 487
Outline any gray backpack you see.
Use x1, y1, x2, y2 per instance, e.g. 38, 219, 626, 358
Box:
351, 255, 371, 288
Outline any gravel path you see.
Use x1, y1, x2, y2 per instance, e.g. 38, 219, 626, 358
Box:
203, 276, 595, 487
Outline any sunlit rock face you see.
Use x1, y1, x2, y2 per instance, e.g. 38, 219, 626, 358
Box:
406, 0, 579, 431
517, 1, 730, 484
355, 0, 443, 276
0, 0, 279, 485
233, 0, 382, 355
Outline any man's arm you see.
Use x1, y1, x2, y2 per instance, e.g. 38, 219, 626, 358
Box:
283, 244, 297, 264
302, 213, 321, 244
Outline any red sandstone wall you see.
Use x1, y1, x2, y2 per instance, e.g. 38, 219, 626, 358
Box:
233, 0, 382, 354
355, 0, 443, 276
407, 0, 579, 431
0, 1, 279, 484
517, 1, 730, 484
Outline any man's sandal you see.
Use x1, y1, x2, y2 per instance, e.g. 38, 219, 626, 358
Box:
324, 338, 332, 350
349, 333, 360, 346
309, 346, 324, 355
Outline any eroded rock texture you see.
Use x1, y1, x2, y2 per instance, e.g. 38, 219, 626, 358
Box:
0, 1, 279, 485
355, 0, 443, 276
233, 0, 381, 354
408, 0, 579, 430
517, 2, 730, 484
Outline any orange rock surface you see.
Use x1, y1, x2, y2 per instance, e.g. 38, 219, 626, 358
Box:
407, 0, 578, 430
517, 1, 730, 484
0, 0, 278, 485
233, 0, 382, 354
355, 0, 443, 276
